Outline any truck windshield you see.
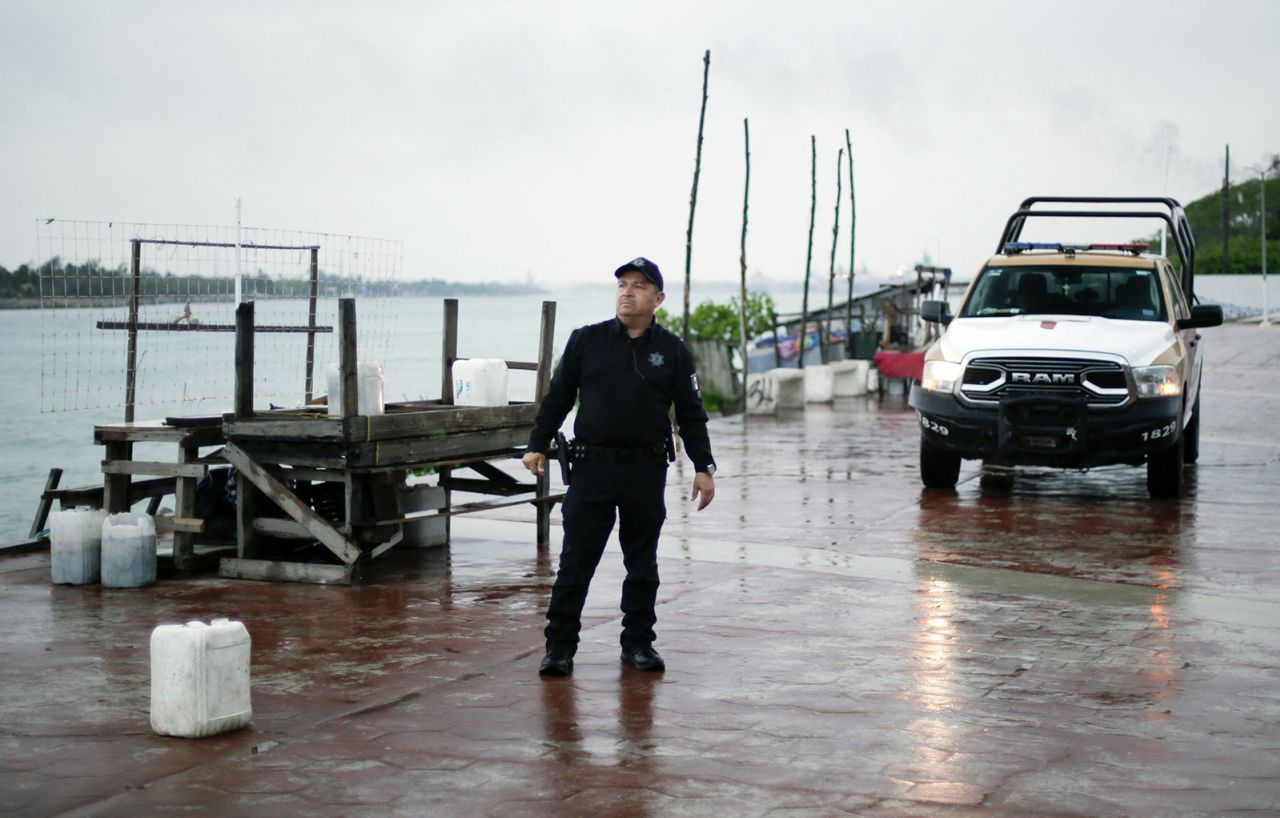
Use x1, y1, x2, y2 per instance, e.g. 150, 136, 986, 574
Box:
958, 265, 1167, 321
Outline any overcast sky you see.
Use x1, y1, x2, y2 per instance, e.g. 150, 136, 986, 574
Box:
2, 0, 1277, 287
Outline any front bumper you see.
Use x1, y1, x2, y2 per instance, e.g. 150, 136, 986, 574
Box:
908, 385, 1182, 467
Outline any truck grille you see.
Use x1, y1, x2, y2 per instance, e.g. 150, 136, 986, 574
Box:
960, 356, 1130, 407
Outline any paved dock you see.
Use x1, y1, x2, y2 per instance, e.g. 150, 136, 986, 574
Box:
2, 324, 1278, 817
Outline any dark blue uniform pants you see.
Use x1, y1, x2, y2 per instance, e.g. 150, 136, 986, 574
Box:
545, 459, 668, 653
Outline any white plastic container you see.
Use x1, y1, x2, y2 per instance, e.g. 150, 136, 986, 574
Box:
101, 512, 157, 588
50, 508, 107, 585
453, 358, 509, 406
150, 618, 253, 738
401, 484, 447, 547
326, 361, 386, 416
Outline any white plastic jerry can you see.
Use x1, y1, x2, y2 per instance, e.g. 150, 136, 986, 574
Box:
101, 512, 157, 588
50, 508, 108, 585
150, 618, 253, 738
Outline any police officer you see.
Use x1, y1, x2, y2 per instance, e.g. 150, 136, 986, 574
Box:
522, 257, 716, 676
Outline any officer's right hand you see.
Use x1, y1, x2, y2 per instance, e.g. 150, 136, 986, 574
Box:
522, 451, 546, 477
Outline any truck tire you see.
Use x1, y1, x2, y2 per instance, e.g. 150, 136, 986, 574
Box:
921, 440, 961, 489
1146, 430, 1185, 498
1183, 396, 1201, 464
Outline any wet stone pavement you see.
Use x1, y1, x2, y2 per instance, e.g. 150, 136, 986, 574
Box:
1, 324, 1278, 817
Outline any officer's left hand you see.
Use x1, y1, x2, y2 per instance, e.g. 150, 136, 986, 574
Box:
690, 472, 715, 511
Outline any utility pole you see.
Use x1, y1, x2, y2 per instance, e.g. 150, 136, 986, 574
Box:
1222, 145, 1230, 275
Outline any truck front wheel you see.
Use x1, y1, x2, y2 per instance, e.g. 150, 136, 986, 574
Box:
921, 439, 961, 489
1146, 430, 1185, 498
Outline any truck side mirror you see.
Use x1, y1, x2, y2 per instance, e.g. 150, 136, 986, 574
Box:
921, 300, 952, 325
1176, 304, 1223, 330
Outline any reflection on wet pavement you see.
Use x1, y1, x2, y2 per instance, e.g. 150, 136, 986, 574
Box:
1, 325, 1278, 817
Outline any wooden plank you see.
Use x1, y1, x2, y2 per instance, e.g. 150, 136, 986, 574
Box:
373, 492, 565, 526
227, 442, 349, 470
222, 442, 363, 565
266, 465, 345, 483
343, 404, 535, 442
465, 460, 519, 484
101, 460, 207, 478
225, 417, 346, 442
220, 557, 357, 586
438, 477, 533, 497
0, 538, 49, 554
171, 517, 205, 535
95, 425, 222, 445
252, 518, 313, 539
29, 468, 62, 538
349, 427, 530, 468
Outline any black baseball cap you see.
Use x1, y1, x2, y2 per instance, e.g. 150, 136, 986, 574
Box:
614, 256, 663, 291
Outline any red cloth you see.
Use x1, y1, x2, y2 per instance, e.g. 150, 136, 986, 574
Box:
873, 350, 925, 380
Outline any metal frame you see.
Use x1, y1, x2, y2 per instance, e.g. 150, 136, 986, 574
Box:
997, 196, 1197, 302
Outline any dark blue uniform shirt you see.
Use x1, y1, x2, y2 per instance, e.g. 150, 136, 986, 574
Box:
528, 317, 715, 473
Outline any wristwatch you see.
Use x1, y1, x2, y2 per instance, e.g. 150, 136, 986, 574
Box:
700, 463, 716, 477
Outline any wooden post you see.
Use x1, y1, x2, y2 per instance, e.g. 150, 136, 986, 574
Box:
28, 468, 63, 539
535, 300, 557, 549
440, 298, 459, 542
845, 128, 857, 358
235, 301, 254, 418
339, 298, 357, 419
442, 298, 459, 405
825, 148, 844, 363
234, 300, 259, 557
535, 300, 557, 401
799, 135, 817, 370
125, 239, 141, 423
738, 117, 751, 405
172, 441, 198, 572
683, 49, 711, 344
304, 246, 319, 402
103, 441, 132, 513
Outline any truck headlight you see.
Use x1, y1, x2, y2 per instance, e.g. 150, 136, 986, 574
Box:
1133, 365, 1182, 398
921, 360, 962, 393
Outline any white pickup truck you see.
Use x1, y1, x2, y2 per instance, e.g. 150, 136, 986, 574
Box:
908, 197, 1223, 497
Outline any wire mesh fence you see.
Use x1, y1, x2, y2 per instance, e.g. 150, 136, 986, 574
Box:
36, 219, 400, 416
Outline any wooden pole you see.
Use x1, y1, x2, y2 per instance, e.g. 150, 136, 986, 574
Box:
339, 298, 358, 419
234, 301, 254, 418
535, 300, 557, 549
683, 49, 711, 344
799, 135, 817, 370
535, 300, 557, 402
824, 148, 844, 363
304, 247, 319, 402
845, 128, 857, 357
738, 117, 751, 407
125, 239, 140, 422
442, 298, 459, 405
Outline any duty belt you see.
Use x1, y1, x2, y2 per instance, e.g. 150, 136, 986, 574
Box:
569, 439, 668, 464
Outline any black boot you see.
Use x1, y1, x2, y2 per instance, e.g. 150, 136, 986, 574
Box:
539, 644, 574, 676
620, 644, 665, 672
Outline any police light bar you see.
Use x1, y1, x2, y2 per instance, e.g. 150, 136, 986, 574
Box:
1003, 242, 1062, 254
1088, 243, 1148, 254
